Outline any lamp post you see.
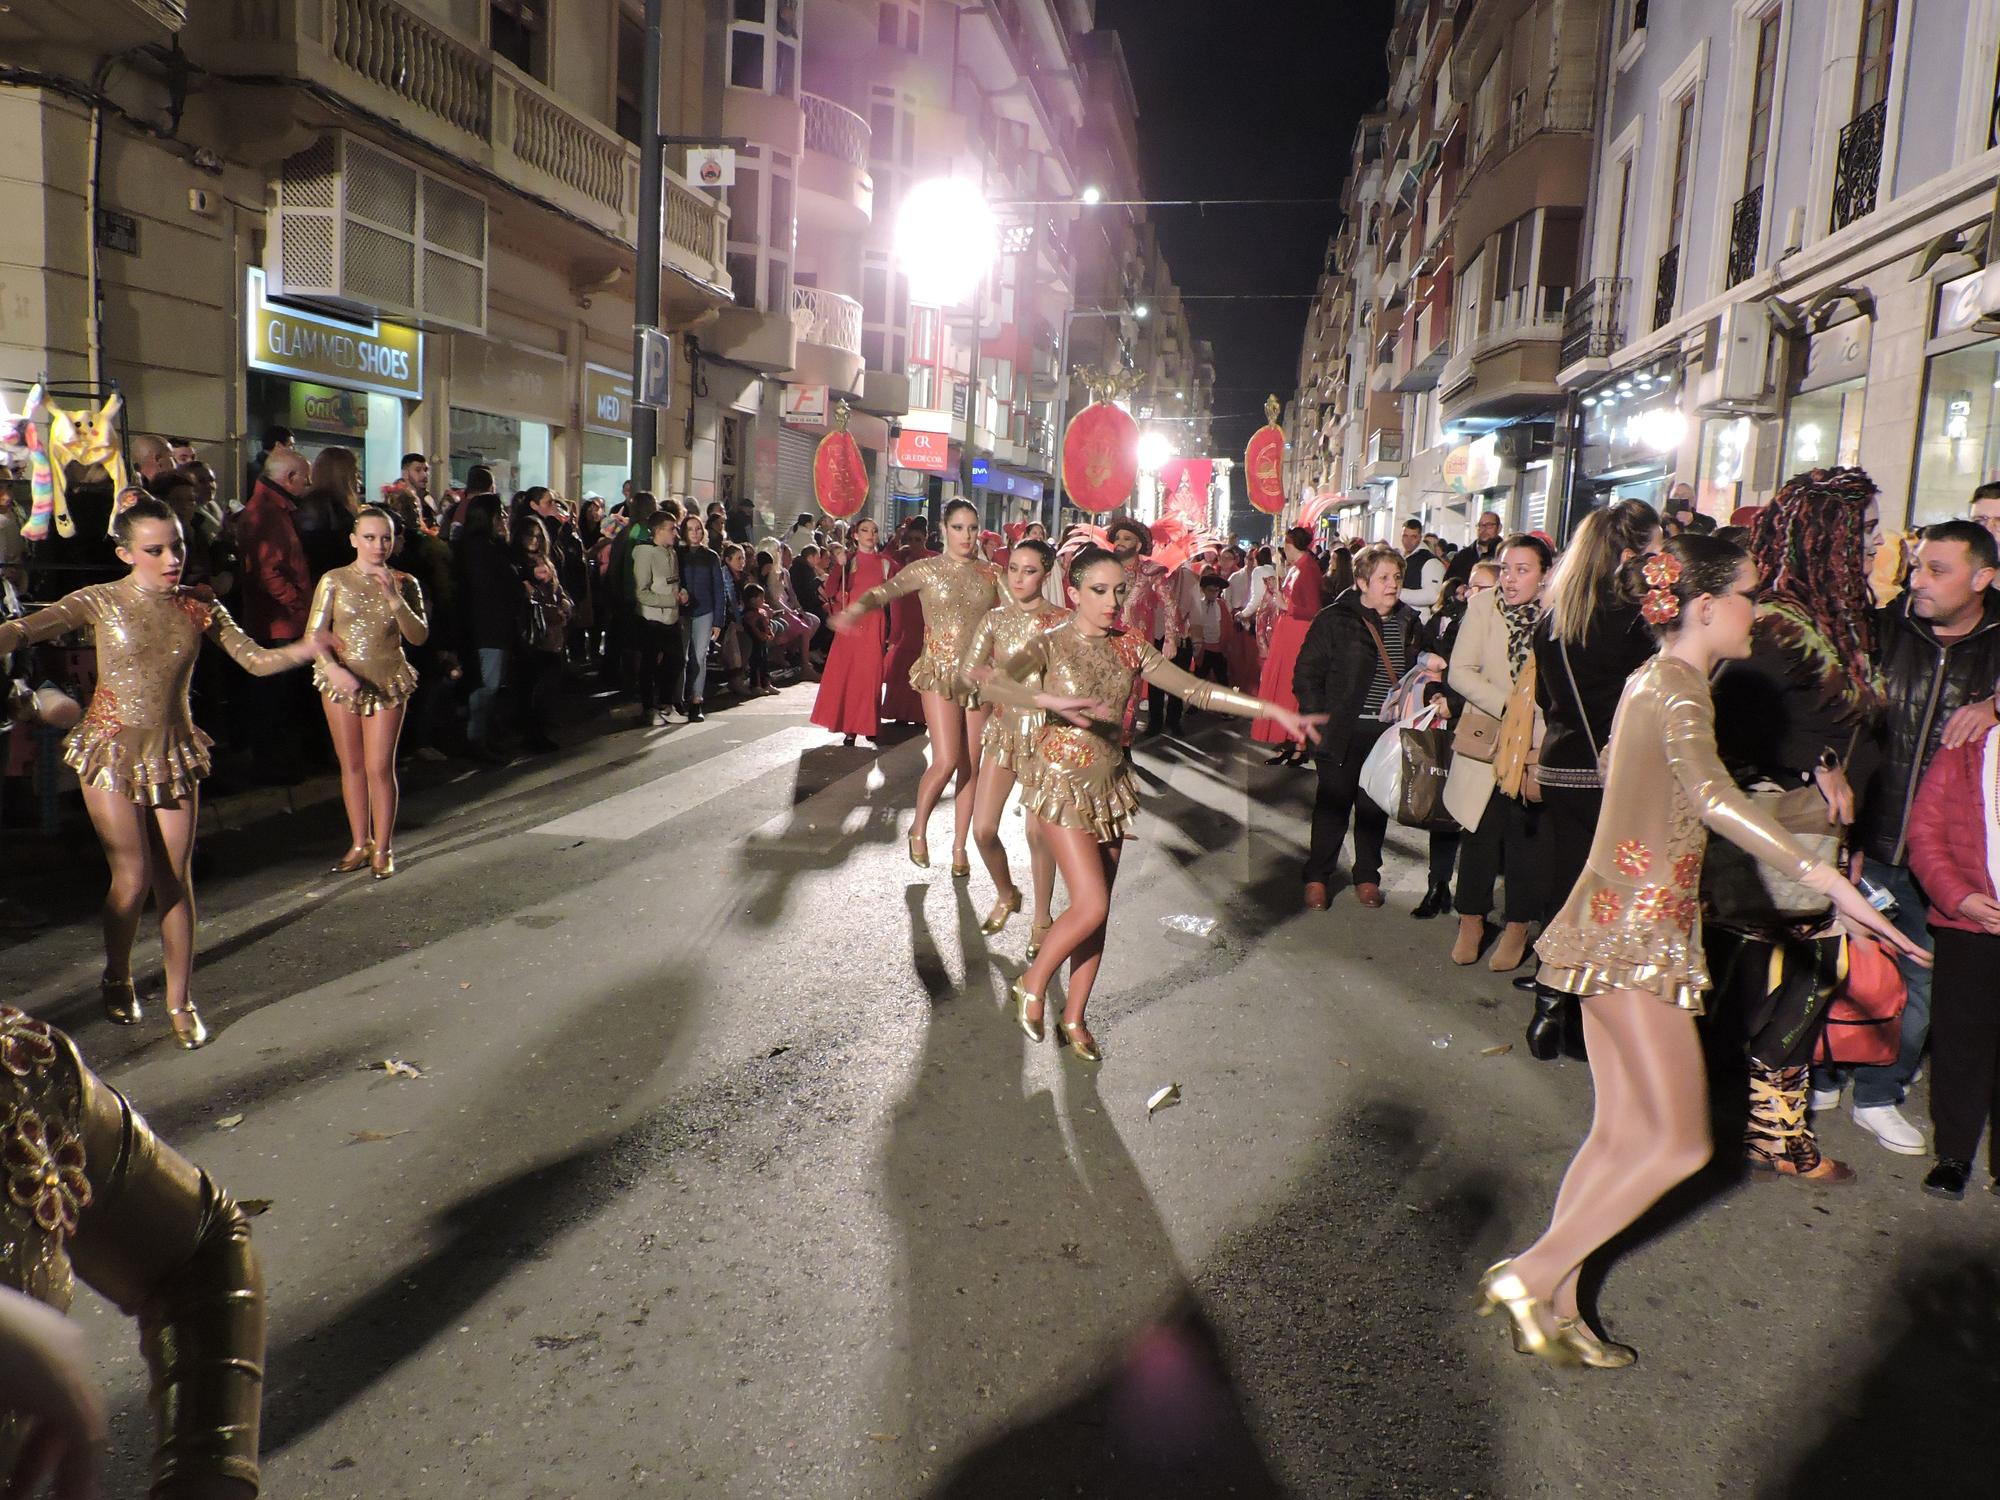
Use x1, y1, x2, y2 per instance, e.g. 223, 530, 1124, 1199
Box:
1048, 301, 1146, 532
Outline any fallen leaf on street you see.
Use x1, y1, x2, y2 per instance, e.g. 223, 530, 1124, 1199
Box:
1336, 1058, 1351, 1068
531, 1332, 597, 1352
1481, 1043, 1514, 1057
1146, 1083, 1182, 1118
458, 981, 472, 990
215, 1114, 244, 1130
867, 1433, 899, 1443
348, 1129, 408, 1144
362, 1058, 425, 1078
766, 1045, 791, 1059
238, 1198, 274, 1217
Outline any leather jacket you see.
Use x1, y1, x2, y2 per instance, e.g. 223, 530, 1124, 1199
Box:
1855, 592, 2000, 865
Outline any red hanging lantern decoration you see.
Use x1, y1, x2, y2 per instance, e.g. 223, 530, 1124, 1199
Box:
1244, 394, 1287, 515
813, 400, 869, 519
1061, 368, 1142, 514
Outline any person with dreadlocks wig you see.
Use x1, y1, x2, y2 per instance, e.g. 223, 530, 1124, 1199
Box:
1709, 467, 1887, 1183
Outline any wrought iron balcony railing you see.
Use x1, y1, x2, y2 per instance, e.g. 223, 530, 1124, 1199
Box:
1727, 184, 1763, 289
1561, 276, 1628, 369
1830, 98, 1888, 233
1652, 244, 1680, 332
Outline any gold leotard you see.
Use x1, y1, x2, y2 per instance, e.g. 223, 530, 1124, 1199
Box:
0, 578, 300, 804
853, 554, 999, 706
958, 596, 1069, 771
0, 1005, 264, 1491
307, 565, 428, 714
1536, 654, 1825, 1012
982, 622, 1266, 842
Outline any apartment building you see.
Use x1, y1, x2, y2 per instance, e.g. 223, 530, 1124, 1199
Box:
3, 0, 1207, 533
1562, 0, 2000, 531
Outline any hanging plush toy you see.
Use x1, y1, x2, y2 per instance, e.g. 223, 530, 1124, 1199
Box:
47, 391, 125, 538
0, 384, 56, 542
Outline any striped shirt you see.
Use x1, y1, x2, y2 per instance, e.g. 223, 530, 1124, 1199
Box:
1358, 611, 1413, 720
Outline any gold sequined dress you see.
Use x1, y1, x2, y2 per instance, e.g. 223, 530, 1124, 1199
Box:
982, 622, 1267, 842
0, 1005, 265, 1492
0, 578, 302, 805
958, 596, 1069, 771
307, 565, 428, 714
852, 554, 999, 706
1536, 654, 1825, 1012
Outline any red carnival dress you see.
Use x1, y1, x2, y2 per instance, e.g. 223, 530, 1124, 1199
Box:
1251, 560, 1324, 744
880, 543, 932, 724
810, 550, 890, 738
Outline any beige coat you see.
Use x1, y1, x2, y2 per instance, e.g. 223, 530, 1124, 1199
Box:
1443, 589, 1517, 831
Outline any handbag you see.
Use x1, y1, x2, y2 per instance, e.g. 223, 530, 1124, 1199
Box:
1814, 933, 1908, 1068
1396, 704, 1455, 829
1453, 704, 1501, 763
1703, 779, 1841, 924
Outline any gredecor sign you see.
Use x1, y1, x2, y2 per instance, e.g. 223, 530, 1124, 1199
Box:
247, 267, 422, 399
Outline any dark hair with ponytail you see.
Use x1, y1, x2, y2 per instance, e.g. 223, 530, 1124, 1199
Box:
1068, 543, 1122, 588
112, 494, 178, 548
1011, 538, 1057, 571
1624, 532, 1749, 636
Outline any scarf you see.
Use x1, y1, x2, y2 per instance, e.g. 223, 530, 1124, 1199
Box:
1499, 594, 1542, 680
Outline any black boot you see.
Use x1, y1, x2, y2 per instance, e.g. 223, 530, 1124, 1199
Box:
1525, 989, 1567, 1061
1411, 881, 1452, 919
1560, 997, 1588, 1060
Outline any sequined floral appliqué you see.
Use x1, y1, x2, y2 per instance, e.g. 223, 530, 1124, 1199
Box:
2, 1107, 89, 1238
0, 1009, 58, 1079
1590, 889, 1622, 925
1613, 840, 1652, 877
1632, 885, 1673, 923
1673, 853, 1701, 889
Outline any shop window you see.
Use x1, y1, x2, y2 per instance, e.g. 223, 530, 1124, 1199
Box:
1783, 378, 1865, 476
490, 0, 548, 80
1912, 343, 2000, 525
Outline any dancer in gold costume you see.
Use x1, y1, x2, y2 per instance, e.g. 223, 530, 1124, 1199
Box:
975, 546, 1323, 1060
309, 505, 428, 880
0, 497, 335, 1048
1478, 535, 1922, 1369
957, 538, 1068, 948
833, 499, 999, 874
0, 1004, 265, 1493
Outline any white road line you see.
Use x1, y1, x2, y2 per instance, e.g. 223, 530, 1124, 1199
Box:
530, 724, 827, 841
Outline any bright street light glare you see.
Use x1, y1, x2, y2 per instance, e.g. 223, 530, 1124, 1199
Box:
1133, 302, 1150, 319
895, 177, 998, 307
1080, 185, 1103, 205
1136, 431, 1175, 470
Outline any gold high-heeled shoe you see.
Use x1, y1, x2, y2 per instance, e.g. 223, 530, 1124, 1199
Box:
166, 1000, 210, 1051
1025, 920, 1051, 962
1549, 1317, 1636, 1369
951, 855, 972, 879
370, 848, 397, 881
907, 832, 930, 869
101, 976, 142, 1026
980, 890, 1022, 934
1056, 1020, 1102, 1063
1476, 1260, 1575, 1366
331, 841, 375, 874
1012, 980, 1046, 1042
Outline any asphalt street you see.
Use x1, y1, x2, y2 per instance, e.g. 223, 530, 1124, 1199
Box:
10, 686, 1999, 1499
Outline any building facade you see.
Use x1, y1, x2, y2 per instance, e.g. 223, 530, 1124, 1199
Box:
1, 0, 1210, 536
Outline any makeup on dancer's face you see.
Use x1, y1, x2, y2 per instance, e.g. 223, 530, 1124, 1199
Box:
944, 511, 978, 556
1076, 562, 1127, 627
1005, 551, 1047, 602
120, 518, 186, 588
853, 521, 879, 550
353, 517, 395, 567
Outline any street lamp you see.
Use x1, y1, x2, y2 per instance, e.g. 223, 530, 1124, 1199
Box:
1080, 184, 1103, 206
894, 176, 998, 307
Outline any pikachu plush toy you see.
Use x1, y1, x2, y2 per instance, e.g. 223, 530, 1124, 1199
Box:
47, 391, 128, 537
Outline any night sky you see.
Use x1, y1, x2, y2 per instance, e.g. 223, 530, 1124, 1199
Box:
1095, 0, 1394, 517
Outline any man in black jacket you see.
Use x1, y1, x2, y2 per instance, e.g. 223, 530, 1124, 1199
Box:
1443, 510, 1502, 591
1293, 544, 1424, 910
1827, 521, 2000, 1154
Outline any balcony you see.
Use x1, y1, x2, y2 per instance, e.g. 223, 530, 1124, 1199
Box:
1727, 185, 1762, 290
189, 0, 729, 300
799, 93, 873, 233
5, 0, 185, 51
1558, 277, 1629, 384
1363, 427, 1406, 482
1438, 284, 1569, 426
1830, 98, 1887, 234
789, 285, 865, 395
1453, 83, 1594, 258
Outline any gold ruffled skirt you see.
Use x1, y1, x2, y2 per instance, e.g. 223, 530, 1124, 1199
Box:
980, 708, 1045, 775
906, 647, 976, 708
63, 718, 212, 806
1017, 725, 1140, 844
314, 658, 419, 716
1535, 881, 1711, 1014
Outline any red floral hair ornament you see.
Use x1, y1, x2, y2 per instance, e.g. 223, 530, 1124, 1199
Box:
1640, 551, 1683, 625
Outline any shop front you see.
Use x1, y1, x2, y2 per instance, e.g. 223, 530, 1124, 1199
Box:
1780, 318, 1869, 480
1573, 357, 1685, 512
1911, 270, 2000, 526
447, 333, 566, 495
580, 363, 634, 502
970, 456, 1044, 532
244, 267, 422, 498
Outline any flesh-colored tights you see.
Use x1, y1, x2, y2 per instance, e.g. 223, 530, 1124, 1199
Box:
324, 698, 407, 853
1019, 819, 1123, 1049
969, 756, 1057, 928
912, 693, 983, 861
83, 784, 199, 1013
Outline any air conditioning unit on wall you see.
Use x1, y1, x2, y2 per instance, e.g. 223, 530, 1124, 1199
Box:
267, 133, 488, 334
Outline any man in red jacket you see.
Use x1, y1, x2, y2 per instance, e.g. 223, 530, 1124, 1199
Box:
235, 447, 313, 779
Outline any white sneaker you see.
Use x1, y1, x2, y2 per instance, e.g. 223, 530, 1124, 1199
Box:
1852, 1103, 1927, 1156
1808, 1085, 1842, 1113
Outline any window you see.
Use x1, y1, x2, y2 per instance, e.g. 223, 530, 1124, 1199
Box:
730, 29, 766, 88
863, 265, 888, 314
728, 0, 797, 98
1855, 0, 1898, 114
1610, 150, 1635, 276
490, 0, 547, 79
878, 2, 898, 44
1665, 92, 1695, 254
863, 330, 886, 370
615, 9, 644, 145
1744, 9, 1781, 192
869, 101, 895, 162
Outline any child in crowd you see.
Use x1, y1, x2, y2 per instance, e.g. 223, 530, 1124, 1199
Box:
741, 582, 780, 696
